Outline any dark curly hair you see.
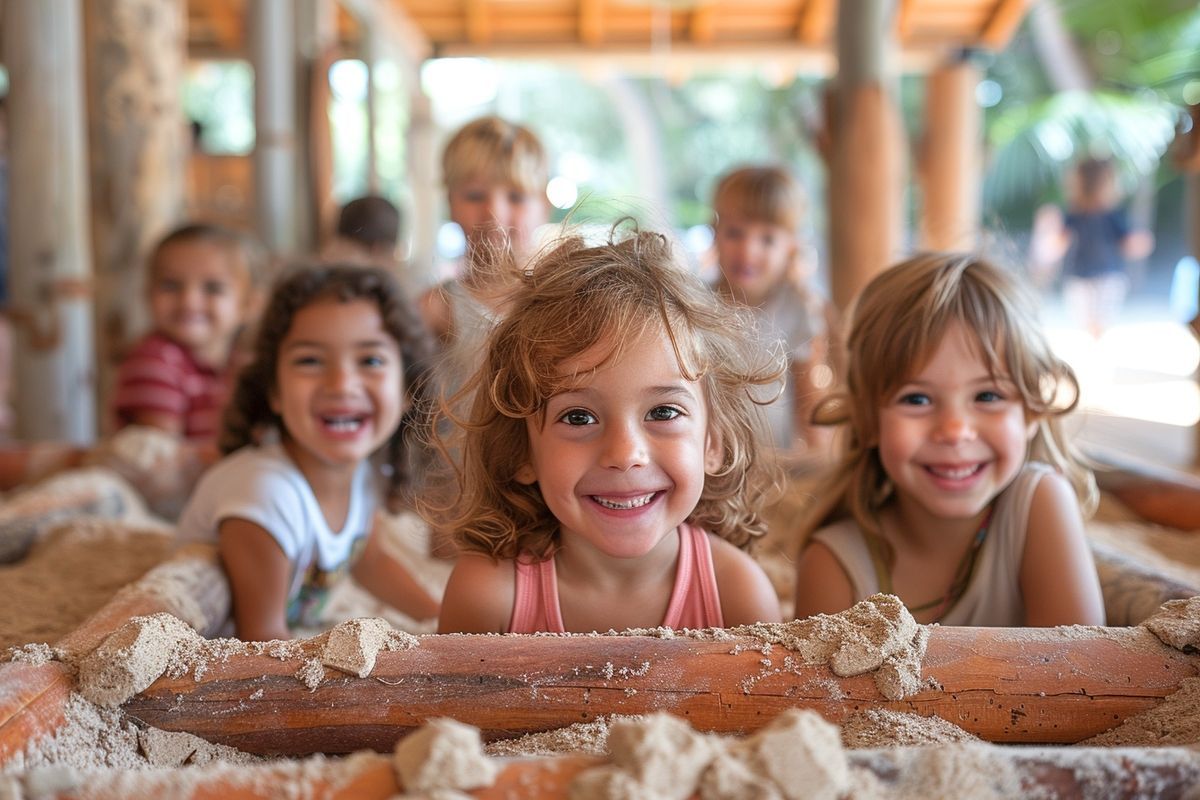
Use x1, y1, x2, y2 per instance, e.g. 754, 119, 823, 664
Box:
220, 263, 435, 510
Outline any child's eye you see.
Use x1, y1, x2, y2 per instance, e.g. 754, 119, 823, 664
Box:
897, 392, 930, 406
291, 355, 321, 367
646, 405, 682, 421
361, 354, 387, 368
559, 408, 597, 426
976, 389, 1004, 403
203, 281, 228, 297
508, 191, 527, 205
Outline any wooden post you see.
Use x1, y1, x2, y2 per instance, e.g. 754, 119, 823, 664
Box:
293, 0, 337, 255
122, 625, 1199, 755
82, 0, 188, 433
4, 0, 98, 443
918, 56, 982, 250
250, 0, 299, 253
824, 0, 905, 310
406, 90, 439, 286
0, 546, 228, 767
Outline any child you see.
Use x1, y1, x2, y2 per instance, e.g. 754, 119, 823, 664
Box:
321, 195, 403, 269
793, 253, 1105, 627
177, 264, 440, 641
112, 223, 265, 443
418, 115, 549, 348
710, 165, 834, 457
435, 227, 784, 634
1030, 156, 1154, 338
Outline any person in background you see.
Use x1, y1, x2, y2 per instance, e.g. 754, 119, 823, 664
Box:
322, 195, 403, 270
417, 115, 550, 351
436, 226, 784, 634
178, 264, 440, 640
710, 165, 835, 462
793, 253, 1104, 627
1030, 156, 1154, 339
112, 222, 266, 445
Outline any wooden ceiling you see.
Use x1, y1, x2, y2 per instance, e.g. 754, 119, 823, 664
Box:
187, 0, 1029, 70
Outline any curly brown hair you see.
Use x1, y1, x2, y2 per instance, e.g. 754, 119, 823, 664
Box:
220, 264, 435, 509
430, 225, 786, 561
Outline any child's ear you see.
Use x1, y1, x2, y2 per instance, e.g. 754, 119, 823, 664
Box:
703, 429, 724, 475
515, 463, 537, 485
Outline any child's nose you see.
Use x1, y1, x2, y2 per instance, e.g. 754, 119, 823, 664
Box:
933, 411, 977, 444
324, 362, 360, 393
602, 422, 648, 471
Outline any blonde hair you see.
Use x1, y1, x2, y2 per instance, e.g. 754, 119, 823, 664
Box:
797, 252, 1096, 546
442, 116, 548, 196
712, 165, 806, 233
432, 225, 785, 561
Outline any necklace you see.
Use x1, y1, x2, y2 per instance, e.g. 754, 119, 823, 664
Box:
866, 509, 993, 624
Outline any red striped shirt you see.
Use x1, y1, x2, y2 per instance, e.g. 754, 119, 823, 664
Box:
112, 333, 230, 441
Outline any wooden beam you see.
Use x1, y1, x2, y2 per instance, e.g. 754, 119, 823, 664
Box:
0, 547, 228, 768
579, 0, 605, 46
465, 0, 492, 45
338, 0, 431, 65
204, 0, 244, 54
796, 0, 833, 44
690, 1, 717, 45
978, 0, 1029, 50
122, 625, 1200, 756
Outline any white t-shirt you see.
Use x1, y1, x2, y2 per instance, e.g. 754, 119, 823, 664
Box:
177, 440, 376, 628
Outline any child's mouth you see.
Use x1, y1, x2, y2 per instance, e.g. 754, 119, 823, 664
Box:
321, 415, 367, 433
591, 492, 657, 510
924, 463, 985, 481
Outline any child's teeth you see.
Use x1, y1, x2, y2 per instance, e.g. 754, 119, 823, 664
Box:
326, 417, 362, 432
930, 465, 976, 479
594, 493, 655, 510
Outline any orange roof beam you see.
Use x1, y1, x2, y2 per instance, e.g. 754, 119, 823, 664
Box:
979, 0, 1030, 50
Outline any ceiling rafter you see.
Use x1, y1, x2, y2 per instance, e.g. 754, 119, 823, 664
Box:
979, 0, 1029, 50
797, 0, 833, 44
465, 0, 492, 45
689, 1, 717, 45
579, 0, 605, 46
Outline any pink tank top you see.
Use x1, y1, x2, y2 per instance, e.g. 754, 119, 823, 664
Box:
508, 523, 725, 633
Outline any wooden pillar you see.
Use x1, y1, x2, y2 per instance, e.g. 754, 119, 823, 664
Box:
824, 0, 904, 310
5, 0, 98, 443
295, 0, 337, 255
83, 0, 188, 436
918, 56, 982, 251
251, 0, 299, 254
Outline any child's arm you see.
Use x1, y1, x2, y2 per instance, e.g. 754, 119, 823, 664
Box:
710, 537, 783, 625
793, 540, 856, 620
350, 523, 441, 622
218, 518, 294, 641
1019, 471, 1106, 627
437, 553, 514, 633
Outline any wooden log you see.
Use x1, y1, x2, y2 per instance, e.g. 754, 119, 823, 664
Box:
0, 661, 73, 766
28, 745, 1200, 799
0, 468, 137, 563
0, 547, 229, 768
122, 625, 1199, 755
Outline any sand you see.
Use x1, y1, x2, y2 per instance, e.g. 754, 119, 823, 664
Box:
2, 466, 1199, 796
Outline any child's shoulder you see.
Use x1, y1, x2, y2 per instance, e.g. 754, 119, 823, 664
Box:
439, 552, 517, 633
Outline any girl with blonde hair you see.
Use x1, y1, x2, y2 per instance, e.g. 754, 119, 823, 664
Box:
794, 252, 1104, 626
436, 226, 784, 633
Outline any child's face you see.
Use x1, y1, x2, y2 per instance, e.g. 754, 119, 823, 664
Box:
271, 297, 404, 477
515, 326, 723, 561
448, 178, 547, 257
148, 240, 248, 364
876, 322, 1036, 526
713, 214, 796, 304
